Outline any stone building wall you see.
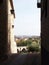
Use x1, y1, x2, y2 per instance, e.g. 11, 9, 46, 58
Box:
41, 0, 49, 51
0, 0, 8, 58
0, 0, 17, 60
8, 0, 17, 53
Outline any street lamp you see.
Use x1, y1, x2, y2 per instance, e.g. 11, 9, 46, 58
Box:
37, 0, 41, 8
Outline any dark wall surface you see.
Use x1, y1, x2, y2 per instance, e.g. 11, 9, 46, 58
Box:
0, 0, 8, 59
41, 0, 49, 65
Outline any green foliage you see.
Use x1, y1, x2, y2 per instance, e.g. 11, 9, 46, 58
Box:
27, 44, 40, 52
17, 37, 41, 53
17, 40, 27, 46
17, 38, 41, 49
17, 39, 32, 46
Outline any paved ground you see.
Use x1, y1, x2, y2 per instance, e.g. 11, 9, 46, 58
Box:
0, 53, 41, 65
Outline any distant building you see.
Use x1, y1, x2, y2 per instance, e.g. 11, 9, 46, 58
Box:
23, 38, 28, 41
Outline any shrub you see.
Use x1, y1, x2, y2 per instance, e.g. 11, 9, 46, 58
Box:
27, 45, 40, 52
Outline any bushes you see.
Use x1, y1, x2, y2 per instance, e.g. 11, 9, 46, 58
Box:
27, 40, 41, 52
17, 40, 32, 46
17, 38, 41, 53
27, 45, 40, 52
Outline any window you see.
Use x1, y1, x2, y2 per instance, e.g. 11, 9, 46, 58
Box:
10, 10, 14, 14
12, 25, 14, 28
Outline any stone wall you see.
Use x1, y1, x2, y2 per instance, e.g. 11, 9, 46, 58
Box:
41, 0, 49, 52
0, 0, 8, 59
8, 0, 17, 53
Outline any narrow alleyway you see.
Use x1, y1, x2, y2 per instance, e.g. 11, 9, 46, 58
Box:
0, 53, 41, 65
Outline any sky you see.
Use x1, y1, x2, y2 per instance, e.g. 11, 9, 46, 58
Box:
13, 0, 41, 36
